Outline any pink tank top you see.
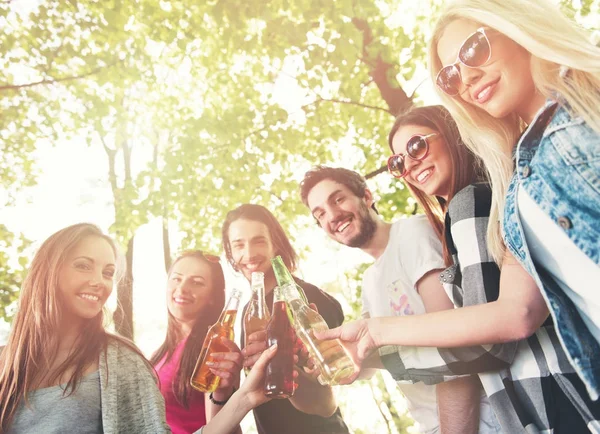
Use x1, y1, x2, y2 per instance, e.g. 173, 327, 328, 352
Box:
155, 339, 206, 434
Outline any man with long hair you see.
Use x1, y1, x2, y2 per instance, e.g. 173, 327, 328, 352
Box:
221, 203, 349, 434
300, 166, 499, 434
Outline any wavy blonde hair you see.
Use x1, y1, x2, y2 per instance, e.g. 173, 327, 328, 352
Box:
429, 0, 600, 263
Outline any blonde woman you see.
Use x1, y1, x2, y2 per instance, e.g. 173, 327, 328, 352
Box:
0, 223, 171, 433
316, 0, 600, 429
428, 0, 600, 400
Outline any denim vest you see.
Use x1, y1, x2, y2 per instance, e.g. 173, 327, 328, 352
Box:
503, 99, 600, 401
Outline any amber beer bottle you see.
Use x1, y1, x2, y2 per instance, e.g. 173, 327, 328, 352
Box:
263, 286, 296, 398
190, 288, 241, 393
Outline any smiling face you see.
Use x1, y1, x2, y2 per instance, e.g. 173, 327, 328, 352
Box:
167, 256, 216, 323
306, 179, 377, 248
437, 19, 539, 120
391, 124, 453, 200
57, 235, 115, 322
228, 218, 276, 282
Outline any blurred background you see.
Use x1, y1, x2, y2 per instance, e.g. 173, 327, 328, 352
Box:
1, 0, 598, 432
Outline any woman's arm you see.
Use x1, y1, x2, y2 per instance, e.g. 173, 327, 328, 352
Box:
198, 345, 282, 434
317, 251, 548, 365
204, 338, 243, 425
372, 250, 548, 348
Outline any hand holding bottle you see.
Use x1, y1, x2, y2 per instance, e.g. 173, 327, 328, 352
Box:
313, 318, 377, 384
238, 344, 300, 410
206, 337, 243, 392
242, 330, 268, 369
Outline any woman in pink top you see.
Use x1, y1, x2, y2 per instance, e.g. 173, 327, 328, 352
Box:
151, 251, 243, 434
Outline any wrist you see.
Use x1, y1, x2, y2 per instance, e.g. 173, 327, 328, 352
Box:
210, 387, 236, 405
368, 317, 384, 347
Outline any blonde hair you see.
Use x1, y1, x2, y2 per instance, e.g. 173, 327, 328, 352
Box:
429, 0, 600, 263
0, 223, 137, 431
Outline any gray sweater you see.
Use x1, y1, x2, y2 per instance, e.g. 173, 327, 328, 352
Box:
100, 339, 173, 434
5, 339, 202, 433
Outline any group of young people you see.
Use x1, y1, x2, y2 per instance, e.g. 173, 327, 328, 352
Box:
1, 0, 599, 432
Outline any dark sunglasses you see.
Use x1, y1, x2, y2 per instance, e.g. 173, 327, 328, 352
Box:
387, 133, 437, 178
436, 27, 492, 96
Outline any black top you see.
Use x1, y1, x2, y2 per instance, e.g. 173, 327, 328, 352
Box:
241, 277, 350, 434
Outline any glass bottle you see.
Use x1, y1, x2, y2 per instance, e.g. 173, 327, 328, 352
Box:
271, 255, 308, 303
280, 282, 356, 386
263, 286, 296, 398
190, 288, 241, 393
243, 272, 270, 373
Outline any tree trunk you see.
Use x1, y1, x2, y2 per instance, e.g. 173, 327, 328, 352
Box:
162, 216, 171, 273
352, 17, 413, 116
114, 236, 134, 339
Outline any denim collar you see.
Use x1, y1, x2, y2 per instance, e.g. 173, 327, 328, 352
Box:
513, 99, 559, 162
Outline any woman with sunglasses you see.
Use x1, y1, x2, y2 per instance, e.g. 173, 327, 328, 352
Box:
151, 251, 244, 434
385, 104, 600, 433
322, 0, 600, 423
430, 0, 600, 400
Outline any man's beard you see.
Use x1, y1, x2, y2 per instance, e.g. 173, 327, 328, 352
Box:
345, 203, 377, 248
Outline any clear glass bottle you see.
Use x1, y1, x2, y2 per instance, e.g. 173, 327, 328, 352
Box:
280, 282, 355, 386
243, 272, 270, 373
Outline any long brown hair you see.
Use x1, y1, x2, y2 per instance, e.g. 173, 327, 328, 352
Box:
388, 105, 481, 265
221, 204, 299, 273
0, 223, 122, 431
150, 251, 226, 407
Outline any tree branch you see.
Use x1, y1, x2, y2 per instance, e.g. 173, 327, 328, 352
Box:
0, 62, 118, 92
305, 97, 393, 115
365, 164, 387, 180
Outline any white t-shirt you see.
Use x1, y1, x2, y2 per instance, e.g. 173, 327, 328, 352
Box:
361, 215, 500, 434
518, 188, 600, 343
361, 216, 443, 434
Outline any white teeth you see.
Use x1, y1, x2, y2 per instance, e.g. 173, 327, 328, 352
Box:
477, 85, 492, 102
417, 169, 432, 183
174, 297, 192, 304
337, 221, 351, 233
79, 294, 99, 301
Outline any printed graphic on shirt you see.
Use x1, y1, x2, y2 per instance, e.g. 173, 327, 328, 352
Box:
388, 279, 415, 316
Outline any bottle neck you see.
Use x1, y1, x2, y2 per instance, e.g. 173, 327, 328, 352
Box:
272, 285, 286, 305
271, 255, 295, 287
219, 290, 241, 321
250, 283, 268, 317
280, 283, 304, 306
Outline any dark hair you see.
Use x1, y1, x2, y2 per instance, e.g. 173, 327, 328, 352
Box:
300, 166, 378, 215
387, 105, 481, 265
150, 251, 226, 408
221, 204, 299, 273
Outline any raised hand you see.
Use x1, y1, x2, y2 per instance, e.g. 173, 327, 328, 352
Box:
239, 344, 299, 409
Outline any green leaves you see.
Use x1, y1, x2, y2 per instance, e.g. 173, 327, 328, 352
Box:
0, 225, 31, 322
